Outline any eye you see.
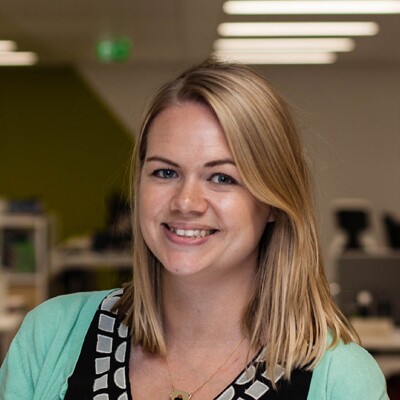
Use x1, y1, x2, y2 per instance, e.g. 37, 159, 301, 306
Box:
209, 173, 237, 185
152, 168, 178, 179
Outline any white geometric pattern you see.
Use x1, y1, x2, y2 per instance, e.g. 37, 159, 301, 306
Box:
215, 386, 235, 400
99, 314, 116, 333
94, 394, 109, 400
244, 381, 269, 399
214, 352, 292, 400
87, 290, 311, 400
236, 365, 256, 384
93, 290, 129, 399
96, 335, 113, 354
114, 367, 127, 389
262, 364, 285, 383
95, 357, 111, 374
93, 374, 108, 391
118, 323, 128, 338
115, 342, 127, 363
100, 297, 119, 312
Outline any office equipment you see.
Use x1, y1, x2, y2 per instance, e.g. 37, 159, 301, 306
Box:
0, 214, 49, 308
337, 252, 400, 324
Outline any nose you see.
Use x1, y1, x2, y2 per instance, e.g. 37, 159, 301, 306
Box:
170, 178, 208, 215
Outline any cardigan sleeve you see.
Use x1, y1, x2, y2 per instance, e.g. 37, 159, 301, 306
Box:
309, 341, 389, 400
0, 312, 36, 399
0, 290, 112, 400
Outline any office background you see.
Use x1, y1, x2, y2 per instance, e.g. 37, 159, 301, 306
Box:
1, 1, 400, 389
1, 2, 399, 270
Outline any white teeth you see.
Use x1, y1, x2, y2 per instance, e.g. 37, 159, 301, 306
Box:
169, 226, 212, 238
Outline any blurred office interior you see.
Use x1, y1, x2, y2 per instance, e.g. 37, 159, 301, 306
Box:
0, 1, 400, 394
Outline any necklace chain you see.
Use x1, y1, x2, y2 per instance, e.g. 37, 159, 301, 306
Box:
166, 337, 245, 400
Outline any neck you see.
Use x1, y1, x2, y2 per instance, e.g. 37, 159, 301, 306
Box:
162, 267, 256, 348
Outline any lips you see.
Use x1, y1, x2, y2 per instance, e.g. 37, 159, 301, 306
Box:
163, 223, 217, 238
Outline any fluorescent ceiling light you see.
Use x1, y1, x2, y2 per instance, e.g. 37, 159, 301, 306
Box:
214, 38, 355, 52
0, 40, 17, 52
218, 22, 379, 36
224, 1, 400, 15
213, 51, 338, 64
0, 52, 38, 66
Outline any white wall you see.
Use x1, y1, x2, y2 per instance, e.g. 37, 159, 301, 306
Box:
78, 62, 400, 279
263, 65, 400, 275
79, 63, 189, 134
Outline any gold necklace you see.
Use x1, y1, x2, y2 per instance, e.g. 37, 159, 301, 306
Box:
166, 337, 245, 400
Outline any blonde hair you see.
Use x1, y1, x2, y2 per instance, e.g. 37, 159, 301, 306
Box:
117, 58, 358, 378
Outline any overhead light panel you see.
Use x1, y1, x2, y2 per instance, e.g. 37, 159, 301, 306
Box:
0, 52, 38, 66
224, 1, 400, 15
213, 51, 338, 64
218, 22, 379, 36
214, 38, 355, 52
0, 41, 17, 52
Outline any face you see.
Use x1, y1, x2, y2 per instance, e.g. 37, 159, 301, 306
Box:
139, 101, 272, 279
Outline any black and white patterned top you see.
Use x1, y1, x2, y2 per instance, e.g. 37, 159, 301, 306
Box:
65, 290, 312, 400
66, 289, 130, 400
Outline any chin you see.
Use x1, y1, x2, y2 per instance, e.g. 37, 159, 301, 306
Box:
163, 265, 201, 276
161, 260, 208, 277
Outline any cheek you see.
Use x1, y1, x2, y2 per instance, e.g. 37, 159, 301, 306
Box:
237, 194, 271, 223
244, 202, 272, 239
138, 185, 154, 233
138, 183, 167, 233
138, 197, 157, 255
257, 205, 273, 230
139, 179, 157, 213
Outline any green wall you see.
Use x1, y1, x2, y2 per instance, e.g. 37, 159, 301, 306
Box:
0, 67, 133, 240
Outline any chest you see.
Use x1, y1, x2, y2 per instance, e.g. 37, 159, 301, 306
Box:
129, 347, 251, 400
64, 291, 313, 400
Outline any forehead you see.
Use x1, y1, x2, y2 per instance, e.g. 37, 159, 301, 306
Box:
145, 102, 232, 159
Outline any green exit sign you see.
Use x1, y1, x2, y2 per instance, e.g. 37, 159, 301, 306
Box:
96, 38, 132, 63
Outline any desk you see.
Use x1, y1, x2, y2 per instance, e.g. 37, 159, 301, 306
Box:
50, 249, 132, 294
51, 249, 132, 273
0, 313, 23, 363
361, 329, 400, 353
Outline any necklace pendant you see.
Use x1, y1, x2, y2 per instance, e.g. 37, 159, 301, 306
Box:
170, 387, 192, 400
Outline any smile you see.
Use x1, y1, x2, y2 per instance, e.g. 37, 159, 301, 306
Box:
164, 224, 216, 238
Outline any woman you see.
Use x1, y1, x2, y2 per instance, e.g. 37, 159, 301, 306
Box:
0, 59, 388, 399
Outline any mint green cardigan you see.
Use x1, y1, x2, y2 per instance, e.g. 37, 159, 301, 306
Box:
0, 291, 389, 400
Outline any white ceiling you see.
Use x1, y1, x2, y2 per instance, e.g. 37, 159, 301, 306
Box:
1, 0, 400, 67
0, 0, 223, 66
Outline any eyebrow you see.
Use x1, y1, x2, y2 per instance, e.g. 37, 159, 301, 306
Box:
146, 156, 180, 168
145, 156, 236, 168
204, 159, 236, 168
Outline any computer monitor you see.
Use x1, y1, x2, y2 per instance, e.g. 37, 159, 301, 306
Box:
337, 252, 400, 325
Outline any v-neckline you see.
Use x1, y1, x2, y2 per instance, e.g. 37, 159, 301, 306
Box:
126, 344, 265, 400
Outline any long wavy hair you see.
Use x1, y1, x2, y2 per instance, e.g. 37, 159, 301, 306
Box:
117, 58, 358, 379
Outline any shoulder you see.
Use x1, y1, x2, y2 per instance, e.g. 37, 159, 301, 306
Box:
0, 289, 118, 398
33, 289, 116, 315
22, 289, 115, 333
26, 290, 114, 321
309, 341, 388, 399
320, 340, 383, 376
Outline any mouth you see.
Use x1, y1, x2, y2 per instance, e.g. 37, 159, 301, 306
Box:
163, 223, 218, 239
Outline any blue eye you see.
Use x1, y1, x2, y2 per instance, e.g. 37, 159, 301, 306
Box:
152, 169, 177, 179
210, 173, 237, 185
